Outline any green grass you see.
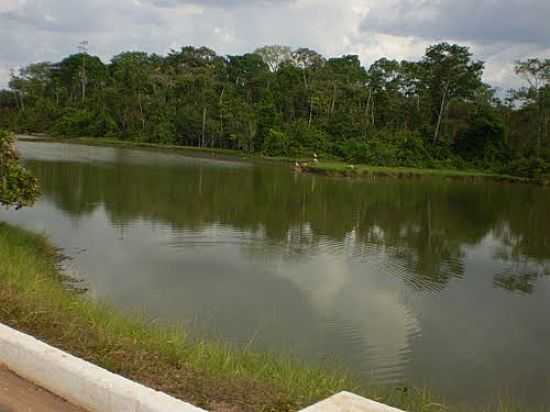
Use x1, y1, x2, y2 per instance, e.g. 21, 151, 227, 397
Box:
302, 161, 531, 184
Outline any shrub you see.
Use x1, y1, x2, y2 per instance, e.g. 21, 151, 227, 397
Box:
145, 119, 177, 145
51, 109, 121, 138
262, 128, 291, 157
52, 109, 96, 137
285, 120, 330, 154
505, 157, 550, 178
336, 129, 432, 167
88, 112, 119, 137
0, 130, 40, 209
454, 110, 507, 163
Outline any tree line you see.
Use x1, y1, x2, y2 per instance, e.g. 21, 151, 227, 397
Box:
1, 43, 549, 177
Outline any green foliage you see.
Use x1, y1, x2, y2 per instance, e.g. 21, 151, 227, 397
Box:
454, 109, 506, 162
52, 108, 96, 136
0, 130, 40, 209
52, 109, 119, 138
256, 89, 280, 149
505, 157, 550, 178
285, 120, 329, 153
262, 128, 291, 156
2, 43, 549, 178
338, 130, 431, 167
144, 116, 176, 145
89, 111, 119, 137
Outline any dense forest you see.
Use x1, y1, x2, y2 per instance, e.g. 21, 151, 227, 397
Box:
1, 43, 549, 178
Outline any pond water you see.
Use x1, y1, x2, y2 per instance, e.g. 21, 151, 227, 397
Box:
2, 141, 550, 409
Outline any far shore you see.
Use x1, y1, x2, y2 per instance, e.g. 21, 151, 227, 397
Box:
16, 134, 547, 186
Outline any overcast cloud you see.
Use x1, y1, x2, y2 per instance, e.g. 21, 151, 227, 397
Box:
0, 0, 548, 90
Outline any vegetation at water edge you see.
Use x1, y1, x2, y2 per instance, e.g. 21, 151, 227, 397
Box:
1, 44, 549, 179
0, 130, 40, 208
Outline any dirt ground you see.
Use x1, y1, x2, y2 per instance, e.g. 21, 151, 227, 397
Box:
0, 365, 85, 412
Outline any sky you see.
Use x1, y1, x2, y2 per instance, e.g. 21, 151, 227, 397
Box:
1, 0, 549, 91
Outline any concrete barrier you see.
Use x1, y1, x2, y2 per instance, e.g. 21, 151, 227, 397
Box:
0, 322, 205, 412
299, 391, 406, 412
0, 322, 404, 412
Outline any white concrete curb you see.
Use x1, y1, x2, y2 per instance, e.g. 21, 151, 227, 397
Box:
0, 322, 404, 412
299, 391, 406, 412
0, 322, 206, 412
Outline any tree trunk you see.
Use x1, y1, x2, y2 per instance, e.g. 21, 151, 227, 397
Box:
138, 92, 145, 131
330, 83, 337, 117
364, 89, 373, 138
201, 107, 207, 147
366, 89, 372, 123
218, 87, 225, 144
537, 90, 544, 157
371, 98, 375, 129
13, 91, 20, 111
308, 97, 313, 127
18, 91, 25, 112
366, 88, 375, 130
81, 79, 86, 102
433, 83, 449, 144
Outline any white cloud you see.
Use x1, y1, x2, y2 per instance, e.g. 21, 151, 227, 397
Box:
0, 67, 12, 89
359, 0, 550, 89
0, 0, 19, 13
0, 0, 548, 91
361, 0, 550, 46
273, 250, 420, 371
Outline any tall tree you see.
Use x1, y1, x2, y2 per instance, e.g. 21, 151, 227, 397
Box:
419, 43, 484, 144
514, 58, 550, 156
254, 45, 293, 72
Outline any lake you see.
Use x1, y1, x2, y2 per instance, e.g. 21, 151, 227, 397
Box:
2, 140, 550, 409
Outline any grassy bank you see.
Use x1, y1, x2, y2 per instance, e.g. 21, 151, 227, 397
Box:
0, 222, 446, 412
301, 162, 534, 184
18, 135, 546, 185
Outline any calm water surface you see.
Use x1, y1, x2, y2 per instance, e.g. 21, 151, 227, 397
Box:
2, 141, 550, 409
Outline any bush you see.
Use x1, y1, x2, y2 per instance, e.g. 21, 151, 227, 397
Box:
0, 130, 40, 209
336, 129, 432, 167
285, 120, 330, 154
454, 110, 507, 163
88, 112, 119, 137
52, 109, 96, 137
505, 157, 550, 178
262, 128, 291, 157
145, 119, 176, 145
52, 109, 120, 138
